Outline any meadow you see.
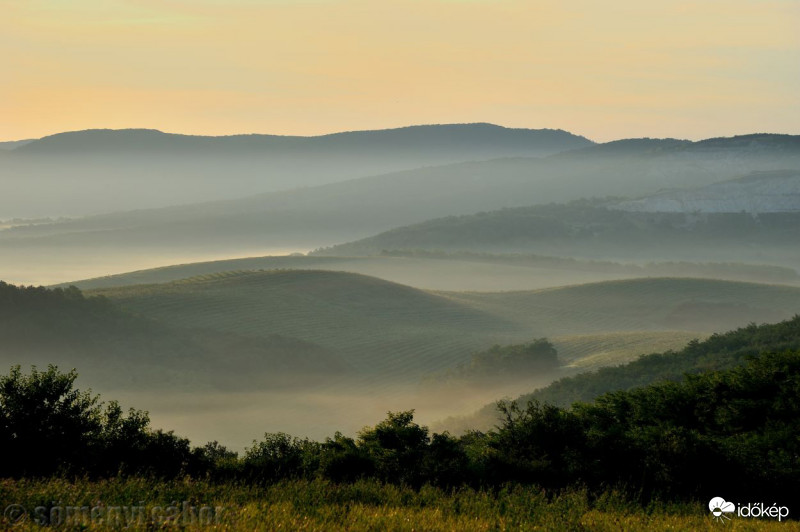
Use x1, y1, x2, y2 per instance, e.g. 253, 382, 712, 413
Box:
2, 475, 795, 530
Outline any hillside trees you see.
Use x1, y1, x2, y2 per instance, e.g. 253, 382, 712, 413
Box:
523, 315, 800, 407
1, 342, 798, 501
436, 339, 559, 385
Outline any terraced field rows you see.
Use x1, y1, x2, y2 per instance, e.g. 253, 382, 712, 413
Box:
551, 331, 703, 370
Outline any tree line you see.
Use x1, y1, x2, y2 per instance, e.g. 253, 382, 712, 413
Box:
2, 341, 798, 503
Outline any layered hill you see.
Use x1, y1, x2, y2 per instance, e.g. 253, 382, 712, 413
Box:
85, 272, 800, 382
14, 124, 587, 157
4, 133, 798, 285
61, 252, 800, 293
317, 198, 800, 266
8, 271, 800, 445
87, 270, 520, 380
0, 123, 591, 218
442, 278, 800, 335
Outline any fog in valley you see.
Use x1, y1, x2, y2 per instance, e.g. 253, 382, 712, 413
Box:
2, 125, 800, 453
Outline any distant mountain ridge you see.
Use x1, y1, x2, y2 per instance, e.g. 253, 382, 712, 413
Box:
12, 123, 592, 156
0, 123, 593, 219
3, 131, 800, 284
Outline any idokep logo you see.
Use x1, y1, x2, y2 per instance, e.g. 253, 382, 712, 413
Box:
709, 497, 790, 523
709, 497, 736, 523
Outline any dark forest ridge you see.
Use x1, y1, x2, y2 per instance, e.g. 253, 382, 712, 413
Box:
317, 205, 800, 262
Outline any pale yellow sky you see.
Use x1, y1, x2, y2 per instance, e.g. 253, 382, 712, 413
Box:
3, 0, 799, 142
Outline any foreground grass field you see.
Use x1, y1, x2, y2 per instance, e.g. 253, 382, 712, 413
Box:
2, 478, 795, 531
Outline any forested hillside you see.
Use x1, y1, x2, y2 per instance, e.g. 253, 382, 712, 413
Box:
318, 199, 800, 265
441, 315, 800, 432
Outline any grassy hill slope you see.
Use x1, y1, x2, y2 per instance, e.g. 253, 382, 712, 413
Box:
8, 273, 800, 447
60, 254, 636, 292
0, 281, 345, 391
550, 330, 703, 370
441, 277, 800, 335
88, 273, 800, 383
88, 270, 521, 379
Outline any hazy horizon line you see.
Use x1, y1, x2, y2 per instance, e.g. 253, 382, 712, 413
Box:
3, 122, 799, 145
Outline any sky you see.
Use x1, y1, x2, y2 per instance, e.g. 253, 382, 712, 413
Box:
3, 0, 799, 142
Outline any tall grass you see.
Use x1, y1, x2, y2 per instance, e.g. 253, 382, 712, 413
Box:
1, 478, 795, 531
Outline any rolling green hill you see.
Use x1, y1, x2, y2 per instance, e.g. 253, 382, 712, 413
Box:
441, 277, 800, 335
59, 253, 635, 292
9, 272, 800, 447
87, 273, 800, 383
60, 252, 799, 293
87, 270, 521, 380
0, 281, 344, 391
